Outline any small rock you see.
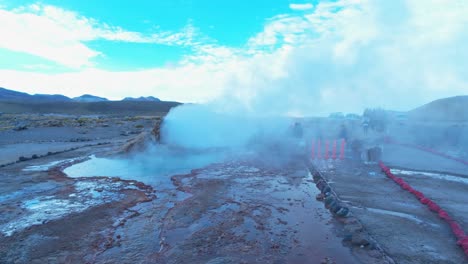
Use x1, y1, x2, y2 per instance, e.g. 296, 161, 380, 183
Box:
316, 193, 325, 201
18, 156, 28, 162
321, 257, 336, 264
324, 196, 335, 205
325, 200, 336, 210
344, 222, 363, 233
322, 185, 331, 194
368, 249, 381, 257
340, 217, 359, 225
336, 207, 350, 217
351, 232, 370, 246
366, 242, 377, 250
13, 124, 28, 131
342, 234, 352, 242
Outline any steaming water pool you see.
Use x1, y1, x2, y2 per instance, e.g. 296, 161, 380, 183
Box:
63, 148, 227, 188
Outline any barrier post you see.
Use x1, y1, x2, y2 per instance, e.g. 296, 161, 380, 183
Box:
325, 140, 329, 160
311, 140, 315, 159
317, 140, 322, 159
340, 139, 346, 160
332, 140, 337, 159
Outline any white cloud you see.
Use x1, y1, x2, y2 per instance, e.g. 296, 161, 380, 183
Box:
0, 66, 226, 102
1, 0, 467, 115
0, 4, 204, 68
247, 14, 312, 48
289, 3, 314, 11
0, 8, 98, 67
223, 0, 468, 115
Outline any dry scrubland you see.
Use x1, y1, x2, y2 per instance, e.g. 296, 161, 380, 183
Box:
0, 100, 180, 116
0, 113, 162, 166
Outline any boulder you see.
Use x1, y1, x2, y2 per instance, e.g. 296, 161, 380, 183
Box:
366, 146, 382, 162
151, 117, 164, 142
344, 222, 363, 233
121, 131, 155, 153
13, 123, 28, 131
121, 117, 164, 153
351, 232, 370, 246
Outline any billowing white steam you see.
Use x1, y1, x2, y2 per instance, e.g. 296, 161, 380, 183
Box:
161, 104, 294, 150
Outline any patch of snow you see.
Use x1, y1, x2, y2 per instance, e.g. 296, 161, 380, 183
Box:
22, 157, 83, 172
0, 180, 123, 237
390, 169, 468, 185
362, 207, 439, 228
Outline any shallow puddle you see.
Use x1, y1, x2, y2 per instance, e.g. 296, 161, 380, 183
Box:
64, 146, 228, 188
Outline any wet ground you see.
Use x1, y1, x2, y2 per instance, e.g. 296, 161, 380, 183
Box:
0, 114, 156, 263
0, 145, 155, 263
0, 146, 363, 263
86, 157, 364, 264
1, 115, 365, 263
156, 160, 359, 263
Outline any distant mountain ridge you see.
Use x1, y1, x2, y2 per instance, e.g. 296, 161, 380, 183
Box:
0, 87, 73, 102
73, 94, 109, 102
0, 87, 162, 103
122, 96, 160, 102
0, 87, 181, 115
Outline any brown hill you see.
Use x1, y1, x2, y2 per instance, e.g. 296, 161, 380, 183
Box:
408, 96, 468, 122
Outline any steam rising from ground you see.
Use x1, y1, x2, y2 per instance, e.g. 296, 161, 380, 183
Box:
160, 0, 468, 151
66, 0, 468, 179
136, 0, 468, 175
161, 104, 293, 150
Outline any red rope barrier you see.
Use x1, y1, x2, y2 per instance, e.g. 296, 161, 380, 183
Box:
379, 161, 468, 257
340, 139, 346, 160
317, 140, 322, 159
311, 141, 315, 159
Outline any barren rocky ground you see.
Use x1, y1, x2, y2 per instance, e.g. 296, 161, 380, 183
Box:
0, 114, 360, 263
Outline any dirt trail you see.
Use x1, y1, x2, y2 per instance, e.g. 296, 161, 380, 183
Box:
314, 157, 468, 264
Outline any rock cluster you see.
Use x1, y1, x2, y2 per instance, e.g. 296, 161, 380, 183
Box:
312, 170, 350, 218
120, 117, 164, 153
308, 163, 374, 248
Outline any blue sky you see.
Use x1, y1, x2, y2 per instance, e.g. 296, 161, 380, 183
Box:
0, 0, 467, 115
0, 0, 314, 71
